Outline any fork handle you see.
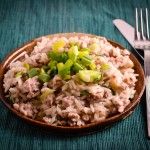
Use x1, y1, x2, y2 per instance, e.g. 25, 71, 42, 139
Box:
144, 50, 150, 137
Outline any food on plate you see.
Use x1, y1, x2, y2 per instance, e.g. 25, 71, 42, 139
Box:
3, 35, 138, 126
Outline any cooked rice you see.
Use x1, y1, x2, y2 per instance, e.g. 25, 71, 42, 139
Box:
3, 35, 138, 126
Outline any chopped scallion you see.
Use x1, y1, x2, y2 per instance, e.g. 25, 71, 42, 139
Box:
81, 55, 92, 65
47, 51, 68, 63
24, 63, 30, 71
38, 74, 50, 82
58, 59, 73, 76
28, 68, 38, 78
89, 43, 100, 51
68, 46, 78, 62
63, 74, 71, 80
40, 89, 55, 100
89, 62, 96, 70
80, 48, 90, 52
15, 71, 23, 78
73, 62, 84, 72
77, 70, 102, 83
52, 40, 66, 51
101, 64, 110, 70
78, 51, 89, 58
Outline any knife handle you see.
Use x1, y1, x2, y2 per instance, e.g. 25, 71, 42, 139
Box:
144, 50, 150, 137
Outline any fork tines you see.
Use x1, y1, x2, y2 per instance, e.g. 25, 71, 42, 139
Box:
134, 8, 150, 49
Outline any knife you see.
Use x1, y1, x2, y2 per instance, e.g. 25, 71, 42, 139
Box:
113, 19, 144, 60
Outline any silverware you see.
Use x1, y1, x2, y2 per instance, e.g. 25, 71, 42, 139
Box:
134, 8, 150, 137
113, 19, 144, 60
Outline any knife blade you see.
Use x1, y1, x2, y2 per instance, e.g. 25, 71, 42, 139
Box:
113, 19, 144, 60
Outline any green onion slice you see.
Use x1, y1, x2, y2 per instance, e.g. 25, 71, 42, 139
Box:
28, 68, 38, 78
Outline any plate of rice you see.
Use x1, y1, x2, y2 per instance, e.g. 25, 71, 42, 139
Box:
0, 33, 145, 135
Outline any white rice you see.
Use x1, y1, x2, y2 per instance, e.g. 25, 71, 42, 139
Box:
3, 35, 138, 126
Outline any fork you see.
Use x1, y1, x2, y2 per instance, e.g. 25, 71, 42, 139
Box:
134, 8, 150, 137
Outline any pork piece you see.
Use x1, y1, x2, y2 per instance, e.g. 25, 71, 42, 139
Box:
88, 92, 104, 102
68, 112, 80, 121
62, 96, 74, 107
48, 75, 63, 90
111, 96, 128, 113
22, 76, 40, 98
87, 85, 105, 102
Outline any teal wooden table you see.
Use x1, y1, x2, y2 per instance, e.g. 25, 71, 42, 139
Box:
0, 0, 150, 149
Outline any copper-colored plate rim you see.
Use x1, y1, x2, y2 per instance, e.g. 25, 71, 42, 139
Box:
0, 32, 145, 133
